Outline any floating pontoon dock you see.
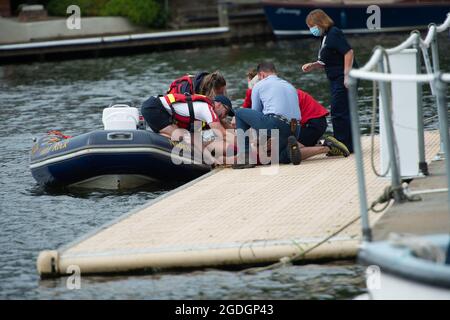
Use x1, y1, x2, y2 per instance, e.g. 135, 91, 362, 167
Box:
37, 131, 440, 277
373, 159, 450, 241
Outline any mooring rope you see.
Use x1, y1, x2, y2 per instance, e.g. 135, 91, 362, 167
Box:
370, 78, 391, 178
369, 48, 404, 179
242, 214, 362, 275
241, 183, 419, 275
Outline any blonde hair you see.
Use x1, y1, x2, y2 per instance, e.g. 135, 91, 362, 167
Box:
198, 71, 227, 99
306, 9, 334, 31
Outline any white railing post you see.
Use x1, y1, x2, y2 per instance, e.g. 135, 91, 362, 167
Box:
435, 75, 450, 209
378, 59, 404, 202
348, 75, 372, 242
348, 13, 450, 241
414, 36, 429, 175
430, 26, 446, 161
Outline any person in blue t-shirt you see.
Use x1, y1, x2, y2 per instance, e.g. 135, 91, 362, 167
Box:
301, 9, 357, 155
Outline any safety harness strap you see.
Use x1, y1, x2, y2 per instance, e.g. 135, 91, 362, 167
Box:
185, 94, 196, 132
159, 94, 178, 125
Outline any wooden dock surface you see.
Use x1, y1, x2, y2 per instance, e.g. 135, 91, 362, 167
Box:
36, 131, 441, 277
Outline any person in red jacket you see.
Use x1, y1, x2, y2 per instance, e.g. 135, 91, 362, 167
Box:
242, 69, 258, 108
296, 89, 329, 147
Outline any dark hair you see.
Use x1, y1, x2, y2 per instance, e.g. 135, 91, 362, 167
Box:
256, 62, 277, 73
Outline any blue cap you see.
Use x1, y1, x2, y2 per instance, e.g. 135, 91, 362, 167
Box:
214, 95, 234, 116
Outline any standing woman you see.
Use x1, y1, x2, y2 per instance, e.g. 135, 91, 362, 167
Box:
301, 9, 357, 154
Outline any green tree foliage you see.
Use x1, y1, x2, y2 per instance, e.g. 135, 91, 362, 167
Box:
46, 0, 167, 27
101, 0, 162, 27
47, 0, 109, 16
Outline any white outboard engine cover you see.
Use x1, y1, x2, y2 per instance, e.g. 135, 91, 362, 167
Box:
102, 104, 140, 130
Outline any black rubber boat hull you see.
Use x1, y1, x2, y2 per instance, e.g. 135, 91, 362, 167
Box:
29, 130, 211, 189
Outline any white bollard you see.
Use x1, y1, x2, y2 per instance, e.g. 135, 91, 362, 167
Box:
380, 48, 422, 178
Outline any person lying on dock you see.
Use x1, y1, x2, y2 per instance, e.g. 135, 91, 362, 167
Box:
167, 71, 227, 99
241, 70, 350, 160
141, 93, 235, 164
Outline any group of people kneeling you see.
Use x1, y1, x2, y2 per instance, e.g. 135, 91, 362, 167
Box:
141, 62, 350, 168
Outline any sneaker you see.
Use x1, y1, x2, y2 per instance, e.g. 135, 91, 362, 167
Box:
287, 135, 301, 165
323, 136, 350, 157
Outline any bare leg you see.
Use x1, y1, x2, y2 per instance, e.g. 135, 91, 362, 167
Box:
205, 139, 228, 156
159, 124, 181, 140
214, 155, 237, 167
298, 142, 330, 160
208, 138, 240, 166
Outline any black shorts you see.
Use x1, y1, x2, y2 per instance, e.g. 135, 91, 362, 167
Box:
141, 96, 172, 132
298, 116, 328, 146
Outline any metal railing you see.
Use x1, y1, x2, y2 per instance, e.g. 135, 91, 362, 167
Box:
348, 13, 450, 242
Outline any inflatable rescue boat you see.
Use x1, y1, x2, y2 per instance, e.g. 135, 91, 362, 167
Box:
29, 104, 211, 189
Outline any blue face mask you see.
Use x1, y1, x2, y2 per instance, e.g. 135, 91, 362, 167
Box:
310, 26, 322, 37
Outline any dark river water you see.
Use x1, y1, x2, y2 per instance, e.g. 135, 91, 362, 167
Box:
0, 33, 448, 299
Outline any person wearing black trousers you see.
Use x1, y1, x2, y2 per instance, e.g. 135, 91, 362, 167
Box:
301, 9, 357, 155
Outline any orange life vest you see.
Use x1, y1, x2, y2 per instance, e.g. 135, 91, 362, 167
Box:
163, 93, 214, 131
167, 75, 194, 95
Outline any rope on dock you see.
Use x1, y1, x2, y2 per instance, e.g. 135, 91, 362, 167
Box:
242, 182, 424, 274
370, 63, 391, 178
242, 214, 362, 274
